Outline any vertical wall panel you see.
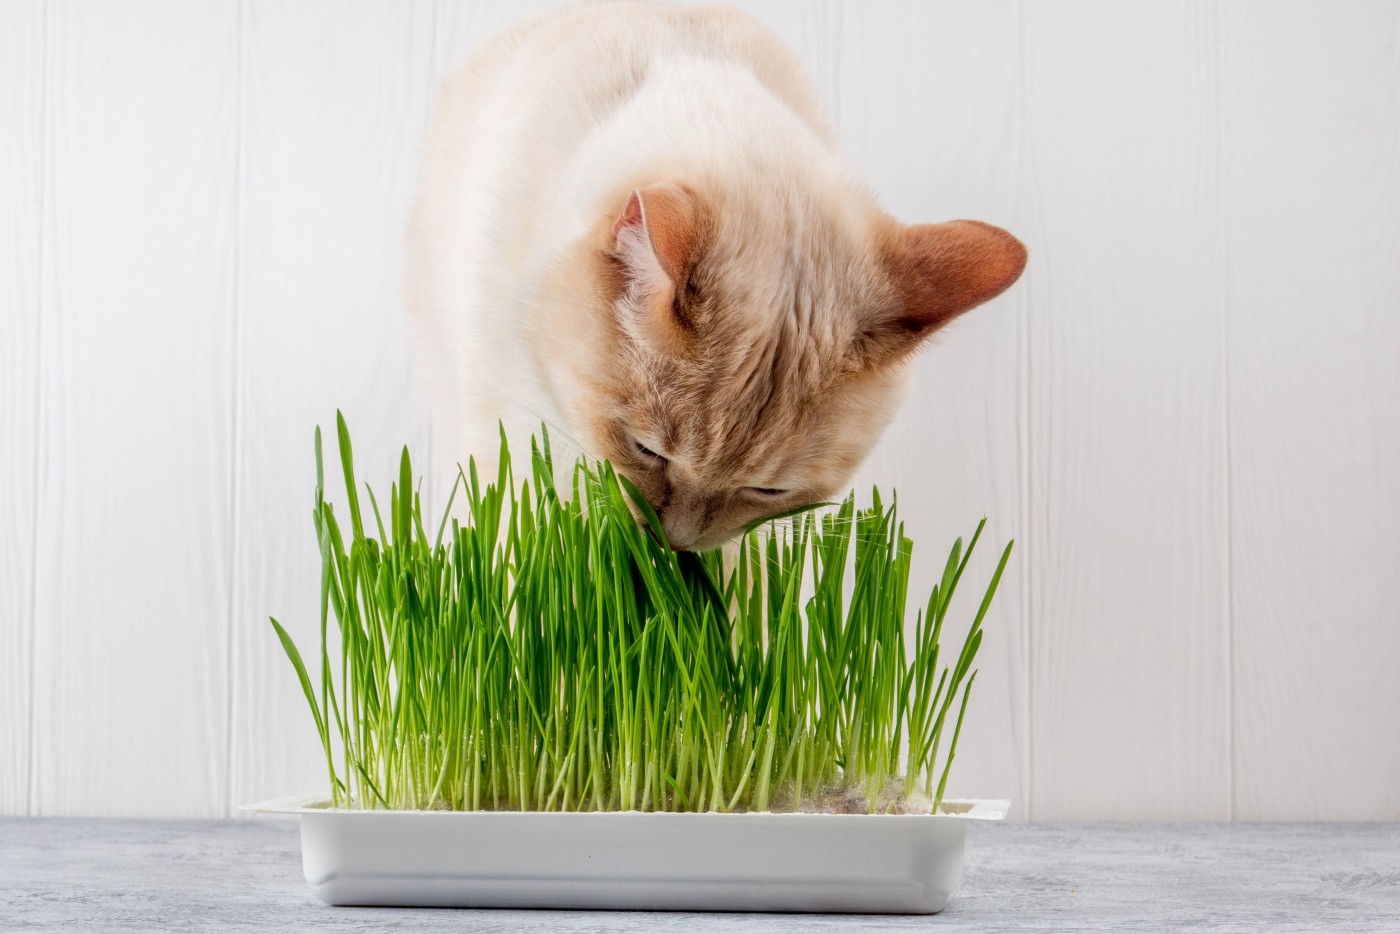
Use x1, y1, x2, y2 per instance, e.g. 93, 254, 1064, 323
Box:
1022, 0, 1230, 819
0, 0, 46, 816
1224, 1, 1400, 820
837, 1, 1028, 811
228, 0, 437, 812
29, 0, 237, 816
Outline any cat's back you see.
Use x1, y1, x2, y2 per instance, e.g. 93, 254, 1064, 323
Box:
435, 2, 829, 149
411, 2, 830, 264
405, 1, 832, 470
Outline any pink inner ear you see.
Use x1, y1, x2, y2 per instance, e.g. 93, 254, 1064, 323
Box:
612, 184, 701, 286
612, 191, 645, 241
611, 185, 705, 356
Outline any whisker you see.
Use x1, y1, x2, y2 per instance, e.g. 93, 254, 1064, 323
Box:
448, 390, 598, 465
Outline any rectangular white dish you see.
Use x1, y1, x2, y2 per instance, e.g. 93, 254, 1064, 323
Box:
245, 795, 1007, 914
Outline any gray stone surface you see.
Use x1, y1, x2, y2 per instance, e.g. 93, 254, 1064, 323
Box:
1, 818, 1397, 932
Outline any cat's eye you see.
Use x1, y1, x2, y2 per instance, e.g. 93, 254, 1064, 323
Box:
740, 486, 789, 499
633, 440, 667, 466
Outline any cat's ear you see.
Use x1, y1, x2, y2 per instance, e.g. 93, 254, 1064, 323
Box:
611, 184, 702, 355
855, 220, 1027, 367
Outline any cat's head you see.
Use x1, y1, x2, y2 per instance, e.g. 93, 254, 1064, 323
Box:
552, 178, 1025, 551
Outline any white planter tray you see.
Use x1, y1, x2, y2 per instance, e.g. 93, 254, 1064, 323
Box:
244, 794, 1008, 914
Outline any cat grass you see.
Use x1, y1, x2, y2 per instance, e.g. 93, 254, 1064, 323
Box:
271, 413, 1012, 814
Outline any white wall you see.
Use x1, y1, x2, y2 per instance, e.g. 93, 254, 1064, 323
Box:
2, 0, 1397, 821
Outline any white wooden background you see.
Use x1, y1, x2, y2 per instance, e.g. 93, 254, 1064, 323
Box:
2, 0, 1397, 821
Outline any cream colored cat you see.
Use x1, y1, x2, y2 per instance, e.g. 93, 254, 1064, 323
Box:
406, 0, 1025, 550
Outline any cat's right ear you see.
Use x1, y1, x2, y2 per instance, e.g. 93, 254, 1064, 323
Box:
852, 219, 1027, 369
611, 184, 702, 355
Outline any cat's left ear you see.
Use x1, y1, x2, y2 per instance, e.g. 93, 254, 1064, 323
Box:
611, 184, 703, 356
856, 219, 1027, 367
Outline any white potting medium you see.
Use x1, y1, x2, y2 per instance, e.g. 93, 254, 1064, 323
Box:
245, 795, 1007, 914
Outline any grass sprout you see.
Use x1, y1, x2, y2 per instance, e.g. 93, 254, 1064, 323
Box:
270, 413, 1013, 814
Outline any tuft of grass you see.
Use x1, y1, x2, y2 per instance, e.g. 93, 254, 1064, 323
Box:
271, 414, 1012, 814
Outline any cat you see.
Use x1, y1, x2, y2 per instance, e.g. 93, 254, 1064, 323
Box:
405, 0, 1025, 551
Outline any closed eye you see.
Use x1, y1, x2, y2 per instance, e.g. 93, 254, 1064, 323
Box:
633, 439, 668, 467
740, 486, 789, 499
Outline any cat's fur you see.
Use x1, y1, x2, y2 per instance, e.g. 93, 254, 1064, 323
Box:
406, 0, 1025, 550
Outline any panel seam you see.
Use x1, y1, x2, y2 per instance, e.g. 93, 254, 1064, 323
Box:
1014, 0, 1034, 824
222, 0, 247, 819
1216, 0, 1236, 824
828, 0, 843, 132
426, 0, 442, 501
25, 0, 55, 819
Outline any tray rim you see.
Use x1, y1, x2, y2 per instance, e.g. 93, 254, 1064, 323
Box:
240, 792, 1009, 821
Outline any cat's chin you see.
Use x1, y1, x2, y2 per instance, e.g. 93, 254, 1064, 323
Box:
668, 529, 741, 553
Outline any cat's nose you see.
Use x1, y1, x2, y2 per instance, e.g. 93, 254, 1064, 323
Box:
661, 509, 705, 551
